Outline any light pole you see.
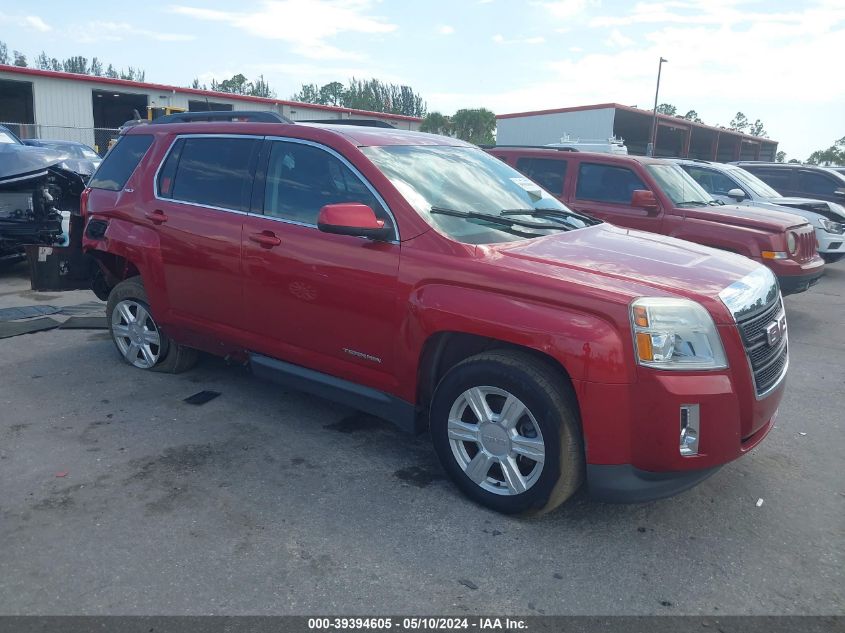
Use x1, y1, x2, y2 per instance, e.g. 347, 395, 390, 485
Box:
648, 57, 668, 157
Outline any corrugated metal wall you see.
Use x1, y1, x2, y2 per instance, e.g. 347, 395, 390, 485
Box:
496, 108, 616, 145
0, 69, 420, 141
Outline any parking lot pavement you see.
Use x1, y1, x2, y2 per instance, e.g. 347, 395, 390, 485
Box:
0, 263, 842, 617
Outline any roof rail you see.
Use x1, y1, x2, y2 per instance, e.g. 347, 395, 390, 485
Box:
149, 110, 293, 124
298, 118, 396, 129
481, 144, 579, 152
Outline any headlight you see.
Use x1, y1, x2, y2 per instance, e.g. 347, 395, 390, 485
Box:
818, 217, 845, 234
786, 231, 798, 255
631, 298, 727, 370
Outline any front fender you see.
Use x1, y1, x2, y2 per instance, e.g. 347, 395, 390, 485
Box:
401, 283, 634, 391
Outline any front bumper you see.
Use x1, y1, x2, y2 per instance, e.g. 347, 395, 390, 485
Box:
587, 464, 722, 503
815, 228, 845, 256
777, 268, 824, 295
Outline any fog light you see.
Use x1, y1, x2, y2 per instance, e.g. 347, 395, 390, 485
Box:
680, 404, 700, 456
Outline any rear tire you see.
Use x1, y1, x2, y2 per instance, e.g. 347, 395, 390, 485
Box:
430, 350, 584, 515
106, 277, 198, 373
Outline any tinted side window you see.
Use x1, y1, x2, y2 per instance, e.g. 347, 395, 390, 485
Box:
684, 166, 738, 195
745, 167, 791, 191
515, 157, 568, 195
168, 137, 260, 212
798, 171, 837, 196
89, 135, 154, 191
264, 141, 389, 228
575, 162, 646, 204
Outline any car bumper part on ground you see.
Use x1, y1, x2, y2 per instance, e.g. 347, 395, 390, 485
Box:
586, 463, 722, 503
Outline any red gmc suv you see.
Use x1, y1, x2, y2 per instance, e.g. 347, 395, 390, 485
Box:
489, 148, 824, 295
81, 115, 787, 514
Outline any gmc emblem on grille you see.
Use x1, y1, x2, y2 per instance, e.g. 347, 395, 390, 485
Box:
765, 314, 787, 347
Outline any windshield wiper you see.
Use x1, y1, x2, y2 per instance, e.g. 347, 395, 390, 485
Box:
500, 208, 600, 227
677, 200, 709, 207
430, 206, 569, 231
708, 200, 725, 206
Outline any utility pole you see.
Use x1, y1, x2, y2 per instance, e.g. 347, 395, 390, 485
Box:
648, 57, 668, 157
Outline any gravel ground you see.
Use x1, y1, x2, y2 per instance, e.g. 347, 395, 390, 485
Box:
0, 261, 842, 615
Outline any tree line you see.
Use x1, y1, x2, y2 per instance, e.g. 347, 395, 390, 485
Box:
0, 40, 145, 81
290, 78, 427, 118
655, 104, 768, 137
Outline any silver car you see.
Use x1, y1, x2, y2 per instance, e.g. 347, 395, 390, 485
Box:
675, 159, 845, 263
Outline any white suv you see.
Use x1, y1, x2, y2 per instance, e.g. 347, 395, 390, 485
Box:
675, 159, 845, 263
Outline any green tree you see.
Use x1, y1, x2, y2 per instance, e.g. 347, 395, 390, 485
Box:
788, 159, 800, 164
450, 108, 496, 145
656, 103, 676, 115
806, 136, 845, 166
318, 81, 345, 106
91, 57, 103, 77
749, 119, 767, 137
0, 41, 8, 65
13, 50, 27, 67
36, 51, 50, 70
105, 64, 119, 78
776, 150, 786, 163
292, 83, 320, 103
248, 75, 275, 98
62, 56, 88, 74
729, 112, 749, 133
420, 112, 452, 135
682, 110, 702, 123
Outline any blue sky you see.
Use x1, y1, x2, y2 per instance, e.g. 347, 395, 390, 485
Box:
1, 0, 842, 159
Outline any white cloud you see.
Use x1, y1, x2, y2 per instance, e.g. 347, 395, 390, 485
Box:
0, 12, 51, 32
437, 25, 455, 35
74, 21, 196, 43
541, 0, 590, 19
604, 28, 634, 47
168, 0, 396, 60
492, 34, 546, 45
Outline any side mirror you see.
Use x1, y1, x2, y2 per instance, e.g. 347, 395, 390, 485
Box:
727, 188, 746, 201
631, 189, 658, 212
317, 203, 392, 241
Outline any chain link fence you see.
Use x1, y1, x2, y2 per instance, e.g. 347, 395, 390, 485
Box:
1, 122, 120, 156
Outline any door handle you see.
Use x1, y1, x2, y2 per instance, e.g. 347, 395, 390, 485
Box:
145, 210, 169, 225
249, 231, 281, 248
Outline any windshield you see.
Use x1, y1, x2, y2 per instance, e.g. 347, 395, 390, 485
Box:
647, 164, 713, 206
361, 145, 585, 244
0, 130, 20, 145
727, 166, 781, 198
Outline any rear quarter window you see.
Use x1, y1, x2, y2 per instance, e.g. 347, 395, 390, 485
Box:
162, 136, 261, 212
88, 135, 154, 191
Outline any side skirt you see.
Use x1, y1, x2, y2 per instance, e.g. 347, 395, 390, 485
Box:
250, 353, 422, 434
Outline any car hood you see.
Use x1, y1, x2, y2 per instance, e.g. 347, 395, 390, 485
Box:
487, 223, 762, 321
769, 197, 845, 220
681, 203, 807, 231
0, 144, 71, 182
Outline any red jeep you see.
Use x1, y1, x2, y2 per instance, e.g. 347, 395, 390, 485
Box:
489, 148, 824, 295
82, 116, 786, 514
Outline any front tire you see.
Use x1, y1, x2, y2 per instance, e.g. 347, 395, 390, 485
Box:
821, 253, 844, 264
430, 351, 584, 515
106, 277, 197, 373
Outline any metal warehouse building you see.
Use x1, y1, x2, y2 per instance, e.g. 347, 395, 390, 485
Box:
496, 103, 778, 161
0, 66, 421, 153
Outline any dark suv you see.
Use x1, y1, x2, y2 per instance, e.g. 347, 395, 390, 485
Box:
734, 162, 845, 205
80, 115, 787, 513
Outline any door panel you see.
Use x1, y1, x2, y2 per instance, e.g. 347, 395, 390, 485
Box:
241, 139, 402, 392
151, 136, 261, 330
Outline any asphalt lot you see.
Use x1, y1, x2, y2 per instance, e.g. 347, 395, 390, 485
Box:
0, 261, 842, 616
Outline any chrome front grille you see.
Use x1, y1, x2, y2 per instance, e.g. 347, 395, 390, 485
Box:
736, 297, 788, 397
